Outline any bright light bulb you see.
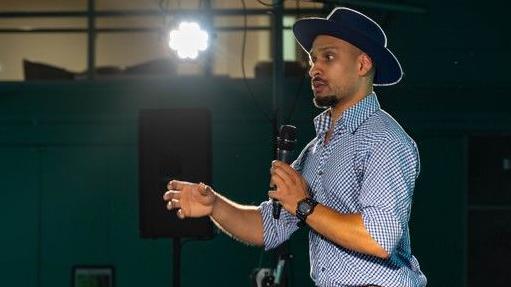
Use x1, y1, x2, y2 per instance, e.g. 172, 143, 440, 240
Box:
168, 22, 209, 60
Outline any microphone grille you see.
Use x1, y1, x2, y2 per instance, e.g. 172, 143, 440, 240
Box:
277, 125, 297, 151
279, 125, 297, 141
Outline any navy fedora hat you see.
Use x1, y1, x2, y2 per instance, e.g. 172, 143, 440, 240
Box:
293, 7, 403, 86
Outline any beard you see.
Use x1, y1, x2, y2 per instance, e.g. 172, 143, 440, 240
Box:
313, 94, 339, 109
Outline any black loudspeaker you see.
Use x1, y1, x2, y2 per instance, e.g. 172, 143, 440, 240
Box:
138, 109, 214, 239
468, 135, 511, 286
468, 135, 511, 205
468, 210, 511, 286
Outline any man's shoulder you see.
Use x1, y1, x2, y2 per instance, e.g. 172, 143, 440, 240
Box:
357, 110, 420, 174
357, 109, 416, 149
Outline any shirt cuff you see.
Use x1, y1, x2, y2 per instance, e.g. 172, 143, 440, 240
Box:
258, 200, 300, 251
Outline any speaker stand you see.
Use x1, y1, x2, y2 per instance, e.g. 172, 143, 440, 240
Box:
172, 237, 181, 287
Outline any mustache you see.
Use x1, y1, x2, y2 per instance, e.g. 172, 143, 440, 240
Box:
312, 76, 328, 85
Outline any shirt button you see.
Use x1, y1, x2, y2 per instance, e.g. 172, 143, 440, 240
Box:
321, 267, 326, 272
318, 170, 323, 175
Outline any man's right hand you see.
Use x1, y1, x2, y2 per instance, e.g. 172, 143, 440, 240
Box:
163, 180, 216, 219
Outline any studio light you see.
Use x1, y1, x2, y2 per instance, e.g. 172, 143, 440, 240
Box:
168, 22, 209, 60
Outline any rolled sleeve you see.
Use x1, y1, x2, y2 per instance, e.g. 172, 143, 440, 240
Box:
359, 138, 419, 255
258, 200, 300, 251
362, 206, 403, 254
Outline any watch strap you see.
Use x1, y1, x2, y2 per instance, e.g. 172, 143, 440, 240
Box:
296, 197, 318, 223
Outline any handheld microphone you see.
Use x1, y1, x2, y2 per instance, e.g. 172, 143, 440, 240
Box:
272, 125, 297, 219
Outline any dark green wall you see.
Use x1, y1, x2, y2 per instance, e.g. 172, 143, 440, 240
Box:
1, 76, 510, 286
0, 78, 309, 287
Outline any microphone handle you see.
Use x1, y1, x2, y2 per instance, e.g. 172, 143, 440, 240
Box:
277, 149, 293, 164
272, 149, 293, 219
272, 200, 282, 219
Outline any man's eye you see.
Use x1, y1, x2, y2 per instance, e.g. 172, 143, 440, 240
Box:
326, 54, 334, 61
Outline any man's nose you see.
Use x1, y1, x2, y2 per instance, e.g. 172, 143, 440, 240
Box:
309, 64, 317, 78
309, 64, 320, 78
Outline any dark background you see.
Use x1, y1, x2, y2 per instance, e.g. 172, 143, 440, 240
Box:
1, 0, 510, 286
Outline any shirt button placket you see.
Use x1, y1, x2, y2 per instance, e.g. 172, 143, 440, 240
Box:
319, 138, 330, 173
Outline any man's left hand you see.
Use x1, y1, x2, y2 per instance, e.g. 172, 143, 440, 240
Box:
269, 160, 309, 215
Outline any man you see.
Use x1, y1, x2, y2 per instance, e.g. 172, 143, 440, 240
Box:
163, 7, 427, 287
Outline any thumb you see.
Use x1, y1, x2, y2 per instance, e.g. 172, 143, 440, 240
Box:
198, 182, 211, 196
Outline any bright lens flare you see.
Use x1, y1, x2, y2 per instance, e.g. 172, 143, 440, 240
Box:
168, 22, 209, 59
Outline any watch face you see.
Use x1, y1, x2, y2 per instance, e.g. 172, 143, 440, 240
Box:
298, 200, 312, 214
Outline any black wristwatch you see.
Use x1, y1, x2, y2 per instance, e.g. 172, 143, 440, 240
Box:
296, 197, 318, 223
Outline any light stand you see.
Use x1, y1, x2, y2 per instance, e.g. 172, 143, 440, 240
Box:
172, 238, 181, 287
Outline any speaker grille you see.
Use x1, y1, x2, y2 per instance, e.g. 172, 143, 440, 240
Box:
138, 109, 214, 239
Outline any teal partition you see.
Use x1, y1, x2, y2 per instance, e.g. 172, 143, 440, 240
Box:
1, 76, 510, 286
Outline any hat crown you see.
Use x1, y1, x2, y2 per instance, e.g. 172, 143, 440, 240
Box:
328, 8, 386, 47
292, 7, 402, 86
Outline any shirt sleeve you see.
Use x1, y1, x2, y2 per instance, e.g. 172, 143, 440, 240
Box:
258, 140, 315, 250
359, 138, 420, 255
258, 200, 300, 251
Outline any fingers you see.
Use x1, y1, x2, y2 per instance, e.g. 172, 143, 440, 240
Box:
164, 180, 184, 202
269, 161, 308, 204
163, 190, 181, 201
268, 189, 280, 201
165, 197, 187, 221
166, 198, 181, 210
166, 180, 185, 191
271, 160, 298, 187
164, 180, 213, 220
272, 161, 298, 179
272, 173, 287, 189
269, 174, 288, 202
166, 199, 186, 220
272, 166, 294, 186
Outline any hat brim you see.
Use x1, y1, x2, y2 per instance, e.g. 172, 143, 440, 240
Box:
293, 18, 403, 86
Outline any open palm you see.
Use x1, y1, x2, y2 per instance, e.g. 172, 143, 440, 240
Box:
163, 180, 215, 218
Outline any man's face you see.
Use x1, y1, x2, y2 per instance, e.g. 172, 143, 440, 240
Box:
308, 35, 363, 108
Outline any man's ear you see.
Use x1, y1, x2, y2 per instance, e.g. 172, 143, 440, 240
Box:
358, 53, 374, 77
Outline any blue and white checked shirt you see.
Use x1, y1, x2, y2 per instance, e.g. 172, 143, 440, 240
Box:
259, 92, 427, 287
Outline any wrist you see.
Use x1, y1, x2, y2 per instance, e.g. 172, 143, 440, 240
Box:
210, 191, 220, 218
296, 197, 318, 223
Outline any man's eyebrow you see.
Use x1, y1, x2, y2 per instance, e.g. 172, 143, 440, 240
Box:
309, 46, 339, 56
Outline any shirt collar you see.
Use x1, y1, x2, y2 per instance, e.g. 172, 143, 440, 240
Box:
313, 92, 381, 136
